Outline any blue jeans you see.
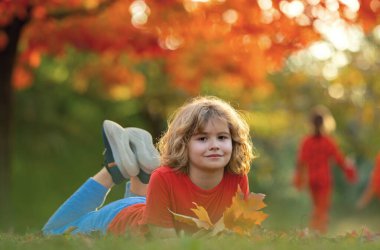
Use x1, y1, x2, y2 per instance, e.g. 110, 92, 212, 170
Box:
42, 178, 146, 235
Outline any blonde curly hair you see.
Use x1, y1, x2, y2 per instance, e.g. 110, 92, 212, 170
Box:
157, 96, 255, 175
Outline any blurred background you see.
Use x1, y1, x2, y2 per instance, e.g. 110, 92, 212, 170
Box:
1, 0, 380, 235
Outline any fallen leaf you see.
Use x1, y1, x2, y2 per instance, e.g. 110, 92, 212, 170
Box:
223, 191, 268, 235
190, 202, 213, 228
170, 190, 268, 237
169, 209, 212, 230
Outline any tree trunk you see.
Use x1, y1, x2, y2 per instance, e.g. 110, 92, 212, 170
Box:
0, 17, 28, 230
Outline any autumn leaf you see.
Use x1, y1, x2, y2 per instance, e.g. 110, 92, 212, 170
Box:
169, 203, 213, 230
170, 190, 268, 237
223, 191, 269, 236
210, 216, 226, 237
190, 202, 213, 229
338, 227, 380, 242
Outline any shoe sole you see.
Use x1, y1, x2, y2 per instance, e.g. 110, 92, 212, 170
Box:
103, 120, 139, 178
126, 127, 160, 173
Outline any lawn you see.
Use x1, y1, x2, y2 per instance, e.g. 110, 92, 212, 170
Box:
1, 230, 380, 250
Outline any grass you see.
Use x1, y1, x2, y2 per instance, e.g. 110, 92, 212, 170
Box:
1, 231, 380, 250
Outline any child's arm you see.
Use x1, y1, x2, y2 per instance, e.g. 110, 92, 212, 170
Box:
294, 140, 307, 191
356, 184, 374, 209
329, 138, 357, 183
342, 157, 358, 183
293, 162, 307, 190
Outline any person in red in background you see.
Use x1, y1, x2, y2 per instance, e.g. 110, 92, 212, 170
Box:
293, 105, 358, 233
356, 152, 380, 209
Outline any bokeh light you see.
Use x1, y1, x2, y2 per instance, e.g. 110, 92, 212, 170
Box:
129, 0, 150, 27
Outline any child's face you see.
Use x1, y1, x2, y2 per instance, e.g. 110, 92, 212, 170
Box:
188, 118, 232, 173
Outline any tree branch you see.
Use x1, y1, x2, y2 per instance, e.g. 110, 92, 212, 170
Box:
46, 0, 118, 20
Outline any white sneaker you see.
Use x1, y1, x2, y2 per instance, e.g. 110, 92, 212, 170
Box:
125, 127, 160, 174
103, 120, 139, 179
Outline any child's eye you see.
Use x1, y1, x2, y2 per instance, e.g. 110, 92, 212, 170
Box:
218, 135, 229, 140
197, 137, 207, 141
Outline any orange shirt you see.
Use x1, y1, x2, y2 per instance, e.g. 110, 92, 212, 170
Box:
371, 153, 380, 197
108, 166, 249, 235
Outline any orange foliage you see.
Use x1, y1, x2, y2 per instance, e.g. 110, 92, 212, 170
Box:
1, 0, 380, 94
12, 66, 33, 90
358, 0, 380, 32
73, 56, 146, 98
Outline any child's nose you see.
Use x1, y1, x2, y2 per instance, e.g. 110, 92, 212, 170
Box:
209, 138, 220, 150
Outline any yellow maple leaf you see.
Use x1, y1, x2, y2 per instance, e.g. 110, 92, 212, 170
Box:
168, 202, 213, 230
170, 190, 268, 237
190, 202, 213, 228
223, 191, 268, 235
246, 193, 267, 210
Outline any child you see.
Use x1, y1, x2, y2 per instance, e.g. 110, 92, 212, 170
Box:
42, 96, 254, 238
356, 152, 380, 209
293, 105, 357, 233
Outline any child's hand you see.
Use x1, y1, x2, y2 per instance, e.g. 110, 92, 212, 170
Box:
293, 172, 306, 191
344, 165, 358, 184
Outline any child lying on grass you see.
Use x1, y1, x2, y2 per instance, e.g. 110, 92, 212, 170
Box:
43, 96, 255, 238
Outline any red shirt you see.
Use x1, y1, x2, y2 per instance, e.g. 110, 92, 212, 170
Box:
297, 135, 348, 188
371, 153, 380, 197
108, 166, 249, 235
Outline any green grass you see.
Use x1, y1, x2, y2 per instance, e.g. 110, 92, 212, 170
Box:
1, 232, 380, 250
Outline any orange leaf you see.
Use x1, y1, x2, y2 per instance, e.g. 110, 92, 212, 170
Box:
190, 202, 213, 228
210, 217, 225, 236
169, 208, 212, 230
223, 191, 268, 234
245, 193, 267, 211
170, 190, 268, 237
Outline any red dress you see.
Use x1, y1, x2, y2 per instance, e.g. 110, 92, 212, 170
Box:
296, 135, 355, 232
371, 153, 380, 198
108, 166, 249, 235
